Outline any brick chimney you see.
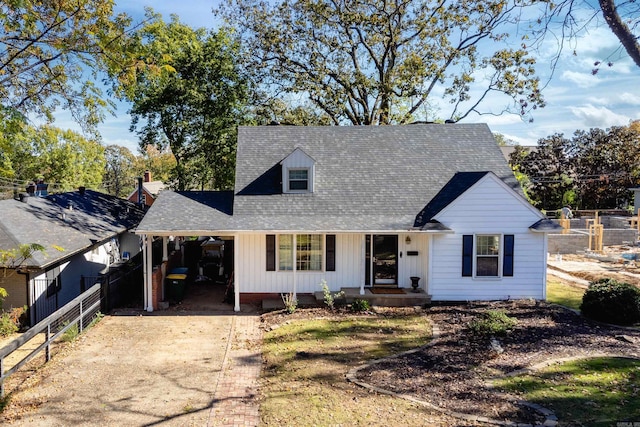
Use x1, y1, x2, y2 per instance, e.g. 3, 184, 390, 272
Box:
144, 170, 151, 182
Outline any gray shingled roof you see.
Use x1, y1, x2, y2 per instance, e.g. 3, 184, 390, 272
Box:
0, 190, 144, 268
136, 124, 518, 233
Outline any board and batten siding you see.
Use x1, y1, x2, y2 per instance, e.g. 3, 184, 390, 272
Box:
237, 233, 431, 293
430, 175, 546, 301
237, 233, 364, 293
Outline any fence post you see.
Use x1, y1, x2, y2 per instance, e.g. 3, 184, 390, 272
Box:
79, 296, 84, 333
46, 324, 51, 362
1, 357, 4, 397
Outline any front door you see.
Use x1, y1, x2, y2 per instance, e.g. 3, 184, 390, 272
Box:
366, 235, 398, 286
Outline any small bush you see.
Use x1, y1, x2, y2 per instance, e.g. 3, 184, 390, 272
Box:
351, 299, 371, 312
61, 321, 79, 342
580, 278, 640, 325
469, 309, 517, 337
321, 280, 344, 310
0, 312, 18, 337
281, 292, 297, 314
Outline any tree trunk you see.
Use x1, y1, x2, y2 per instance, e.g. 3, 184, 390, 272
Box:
599, 0, 640, 68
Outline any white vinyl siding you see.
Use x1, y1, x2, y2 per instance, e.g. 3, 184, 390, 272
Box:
237, 232, 430, 294
430, 174, 546, 301
282, 148, 315, 193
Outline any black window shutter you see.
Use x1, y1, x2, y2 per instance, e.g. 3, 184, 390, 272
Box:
266, 235, 276, 271
326, 235, 336, 271
503, 235, 515, 277
462, 235, 473, 277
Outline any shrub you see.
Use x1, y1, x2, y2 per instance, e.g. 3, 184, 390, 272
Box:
350, 299, 371, 312
0, 312, 18, 337
320, 280, 344, 310
281, 292, 297, 314
61, 321, 79, 342
469, 309, 517, 337
580, 278, 640, 325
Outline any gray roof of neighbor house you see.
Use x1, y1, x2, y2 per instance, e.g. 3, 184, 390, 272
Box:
0, 190, 145, 268
136, 124, 519, 233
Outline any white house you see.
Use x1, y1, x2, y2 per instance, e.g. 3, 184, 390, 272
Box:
135, 124, 560, 311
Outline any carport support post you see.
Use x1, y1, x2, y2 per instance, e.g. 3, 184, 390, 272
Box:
146, 235, 154, 312
234, 234, 240, 312
142, 235, 148, 310
162, 236, 168, 301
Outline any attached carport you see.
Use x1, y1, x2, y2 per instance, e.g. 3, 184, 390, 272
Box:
135, 191, 243, 312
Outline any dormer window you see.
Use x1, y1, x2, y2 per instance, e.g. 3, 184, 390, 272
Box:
282, 147, 315, 193
288, 169, 309, 191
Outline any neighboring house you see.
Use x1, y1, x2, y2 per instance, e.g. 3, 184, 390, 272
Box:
127, 171, 166, 208
0, 188, 145, 325
135, 124, 560, 312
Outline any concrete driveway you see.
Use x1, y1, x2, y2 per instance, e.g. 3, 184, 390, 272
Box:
3, 310, 262, 426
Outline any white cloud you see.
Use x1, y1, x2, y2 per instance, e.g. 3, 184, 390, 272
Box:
619, 92, 640, 106
568, 104, 630, 128
561, 70, 599, 88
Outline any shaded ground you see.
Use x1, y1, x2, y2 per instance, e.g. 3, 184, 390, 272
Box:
356, 300, 640, 424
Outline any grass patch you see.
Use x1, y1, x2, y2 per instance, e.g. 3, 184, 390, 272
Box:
547, 280, 585, 310
496, 357, 640, 426
261, 312, 432, 426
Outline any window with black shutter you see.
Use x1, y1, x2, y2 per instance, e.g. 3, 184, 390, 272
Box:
503, 235, 514, 277
462, 235, 473, 277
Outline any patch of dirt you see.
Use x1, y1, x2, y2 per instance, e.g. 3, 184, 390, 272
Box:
355, 300, 640, 424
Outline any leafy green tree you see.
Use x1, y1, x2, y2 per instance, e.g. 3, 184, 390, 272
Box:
0, 0, 133, 135
511, 125, 640, 210
251, 98, 333, 125
111, 12, 248, 191
510, 133, 576, 210
103, 145, 137, 197
217, 0, 544, 125
6, 124, 105, 191
573, 126, 640, 208
135, 145, 176, 186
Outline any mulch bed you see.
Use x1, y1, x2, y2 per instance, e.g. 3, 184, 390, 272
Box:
355, 300, 640, 424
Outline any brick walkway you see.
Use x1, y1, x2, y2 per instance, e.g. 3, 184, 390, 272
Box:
208, 314, 263, 427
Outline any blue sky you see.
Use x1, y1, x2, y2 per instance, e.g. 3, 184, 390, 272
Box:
59, 0, 640, 152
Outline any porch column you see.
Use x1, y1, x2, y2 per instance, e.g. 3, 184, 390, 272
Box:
234, 234, 240, 312
146, 235, 154, 312
161, 236, 168, 301
359, 235, 365, 295
542, 235, 548, 300
427, 235, 433, 294
292, 234, 297, 299
162, 236, 168, 262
